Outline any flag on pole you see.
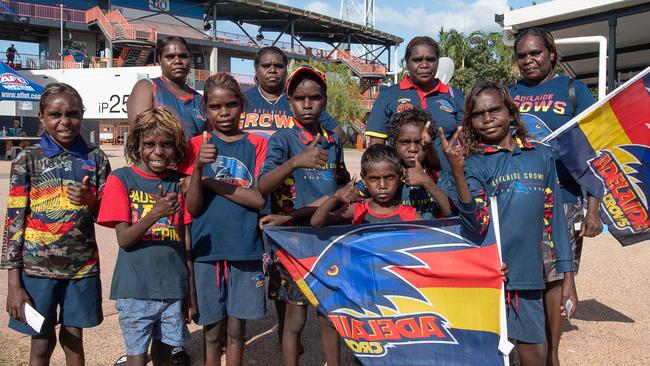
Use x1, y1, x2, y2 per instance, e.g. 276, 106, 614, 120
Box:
263, 211, 508, 365
544, 67, 650, 246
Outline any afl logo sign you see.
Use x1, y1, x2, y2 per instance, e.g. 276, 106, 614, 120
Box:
0, 73, 27, 85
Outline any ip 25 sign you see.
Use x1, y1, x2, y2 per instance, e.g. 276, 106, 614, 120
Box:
99, 94, 129, 114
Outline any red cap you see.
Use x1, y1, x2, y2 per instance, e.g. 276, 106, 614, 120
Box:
286, 65, 327, 95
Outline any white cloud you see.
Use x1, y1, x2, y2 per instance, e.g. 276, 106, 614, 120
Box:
304, 1, 340, 18
375, 0, 509, 35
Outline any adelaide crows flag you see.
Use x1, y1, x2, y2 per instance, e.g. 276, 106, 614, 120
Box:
263, 208, 509, 365
544, 67, 650, 246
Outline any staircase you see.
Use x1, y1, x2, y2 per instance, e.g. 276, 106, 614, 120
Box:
86, 7, 156, 67
333, 50, 386, 79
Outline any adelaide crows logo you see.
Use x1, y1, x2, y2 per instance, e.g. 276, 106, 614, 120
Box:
296, 222, 484, 358
205, 156, 252, 187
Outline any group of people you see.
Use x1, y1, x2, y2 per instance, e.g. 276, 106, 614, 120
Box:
1, 29, 601, 366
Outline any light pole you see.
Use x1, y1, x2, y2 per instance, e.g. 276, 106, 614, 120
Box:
60, 4, 63, 66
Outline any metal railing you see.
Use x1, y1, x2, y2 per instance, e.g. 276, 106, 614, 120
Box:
86, 7, 157, 42
0, 0, 86, 23
1, 1, 386, 76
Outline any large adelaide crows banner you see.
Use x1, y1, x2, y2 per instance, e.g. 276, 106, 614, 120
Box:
263, 214, 508, 365
544, 67, 650, 245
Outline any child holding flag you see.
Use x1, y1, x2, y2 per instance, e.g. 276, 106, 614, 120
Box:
442, 80, 577, 365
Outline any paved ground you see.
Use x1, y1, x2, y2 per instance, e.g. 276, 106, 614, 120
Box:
0, 145, 648, 365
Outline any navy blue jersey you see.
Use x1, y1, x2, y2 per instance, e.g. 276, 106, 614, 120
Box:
241, 86, 339, 139
457, 138, 573, 290
151, 77, 207, 140
365, 77, 465, 174
180, 133, 267, 261
98, 166, 191, 300
259, 123, 349, 220
509, 75, 596, 203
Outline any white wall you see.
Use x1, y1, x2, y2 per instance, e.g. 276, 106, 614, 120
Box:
24, 66, 163, 120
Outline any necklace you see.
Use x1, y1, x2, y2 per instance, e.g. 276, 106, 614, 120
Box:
258, 86, 283, 106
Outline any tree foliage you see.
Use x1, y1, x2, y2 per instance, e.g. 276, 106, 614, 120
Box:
289, 60, 366, 126
437, 28, 519, 92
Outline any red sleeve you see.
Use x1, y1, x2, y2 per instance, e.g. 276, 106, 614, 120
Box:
352, 202, 367, 225
177, 136, 201, 175
97, 174, 131, 228
249, 134, 268, 181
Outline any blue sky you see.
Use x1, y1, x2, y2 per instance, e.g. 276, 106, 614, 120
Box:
0, 0, 548, 74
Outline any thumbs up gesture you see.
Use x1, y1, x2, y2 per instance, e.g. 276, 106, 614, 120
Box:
291, 133, 329, 169
68, 176, 95, 207
151, 184, 180, 220
195, 131, 218, 169
404, 158, 433, 188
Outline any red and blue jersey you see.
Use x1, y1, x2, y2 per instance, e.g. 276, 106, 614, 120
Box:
365, 77, 464, 174
352, 201, 418, 224
509, 75, 596, 203
259, 123, 349, 220
97, 166, 191, 300
355, 177, 445, 220
241, 86, 339, 139
180, 132, 267, 261
1, 134, 111, 279
150, 77, 206, 140
457, 138, 573, 290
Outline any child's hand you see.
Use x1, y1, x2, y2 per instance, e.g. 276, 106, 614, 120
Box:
291, 133, 328, 169
560, 272, 578, 319
333, 175, 360, 205
421, 121, 433, 146
67, 176, 96, 207
404, 159, 433, 188
195, 131, 218, 169
499, 262, 509, 282
151, 185, 180, 220
6, 281, 32, 323
439, 127, 465, 173
259, 214, 292, 229
183, 296, 198, 324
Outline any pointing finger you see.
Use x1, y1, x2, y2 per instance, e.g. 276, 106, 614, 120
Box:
450, 126, 463, 147
310, 133, 322, 147
438, 128, 448, 148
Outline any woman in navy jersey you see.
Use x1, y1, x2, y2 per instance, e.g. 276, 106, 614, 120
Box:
365, 36, 464, 199
242, 46, 347, 143
127, 36, 206, 141
509, 28, 602, 366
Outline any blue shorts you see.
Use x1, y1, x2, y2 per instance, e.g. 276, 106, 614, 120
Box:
194, 260, 266, 325
116, 298, 188, 355
506, 290, 546, 344
8, 273, 102, 336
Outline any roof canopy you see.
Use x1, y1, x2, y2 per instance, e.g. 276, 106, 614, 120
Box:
498, 0, 650, 90
210, 0, 403, 46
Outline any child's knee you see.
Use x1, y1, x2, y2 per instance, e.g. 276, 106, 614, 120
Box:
30, 334, 57, 359
204, 321, 225, 344
226, 318, 245, 343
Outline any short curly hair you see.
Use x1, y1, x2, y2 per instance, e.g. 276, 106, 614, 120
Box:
125, 107, 187, 165
360, 144, 402, 178
386, 107, 436, 147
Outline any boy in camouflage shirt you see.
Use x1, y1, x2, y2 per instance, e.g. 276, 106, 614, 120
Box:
2, 83, 111, 365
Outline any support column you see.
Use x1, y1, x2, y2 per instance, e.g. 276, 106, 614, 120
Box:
290, 19, 295, 52
607, 16, 617, 92
212, 3, 217, 41
105, 39, 112, 67
209, 47, 218, 73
